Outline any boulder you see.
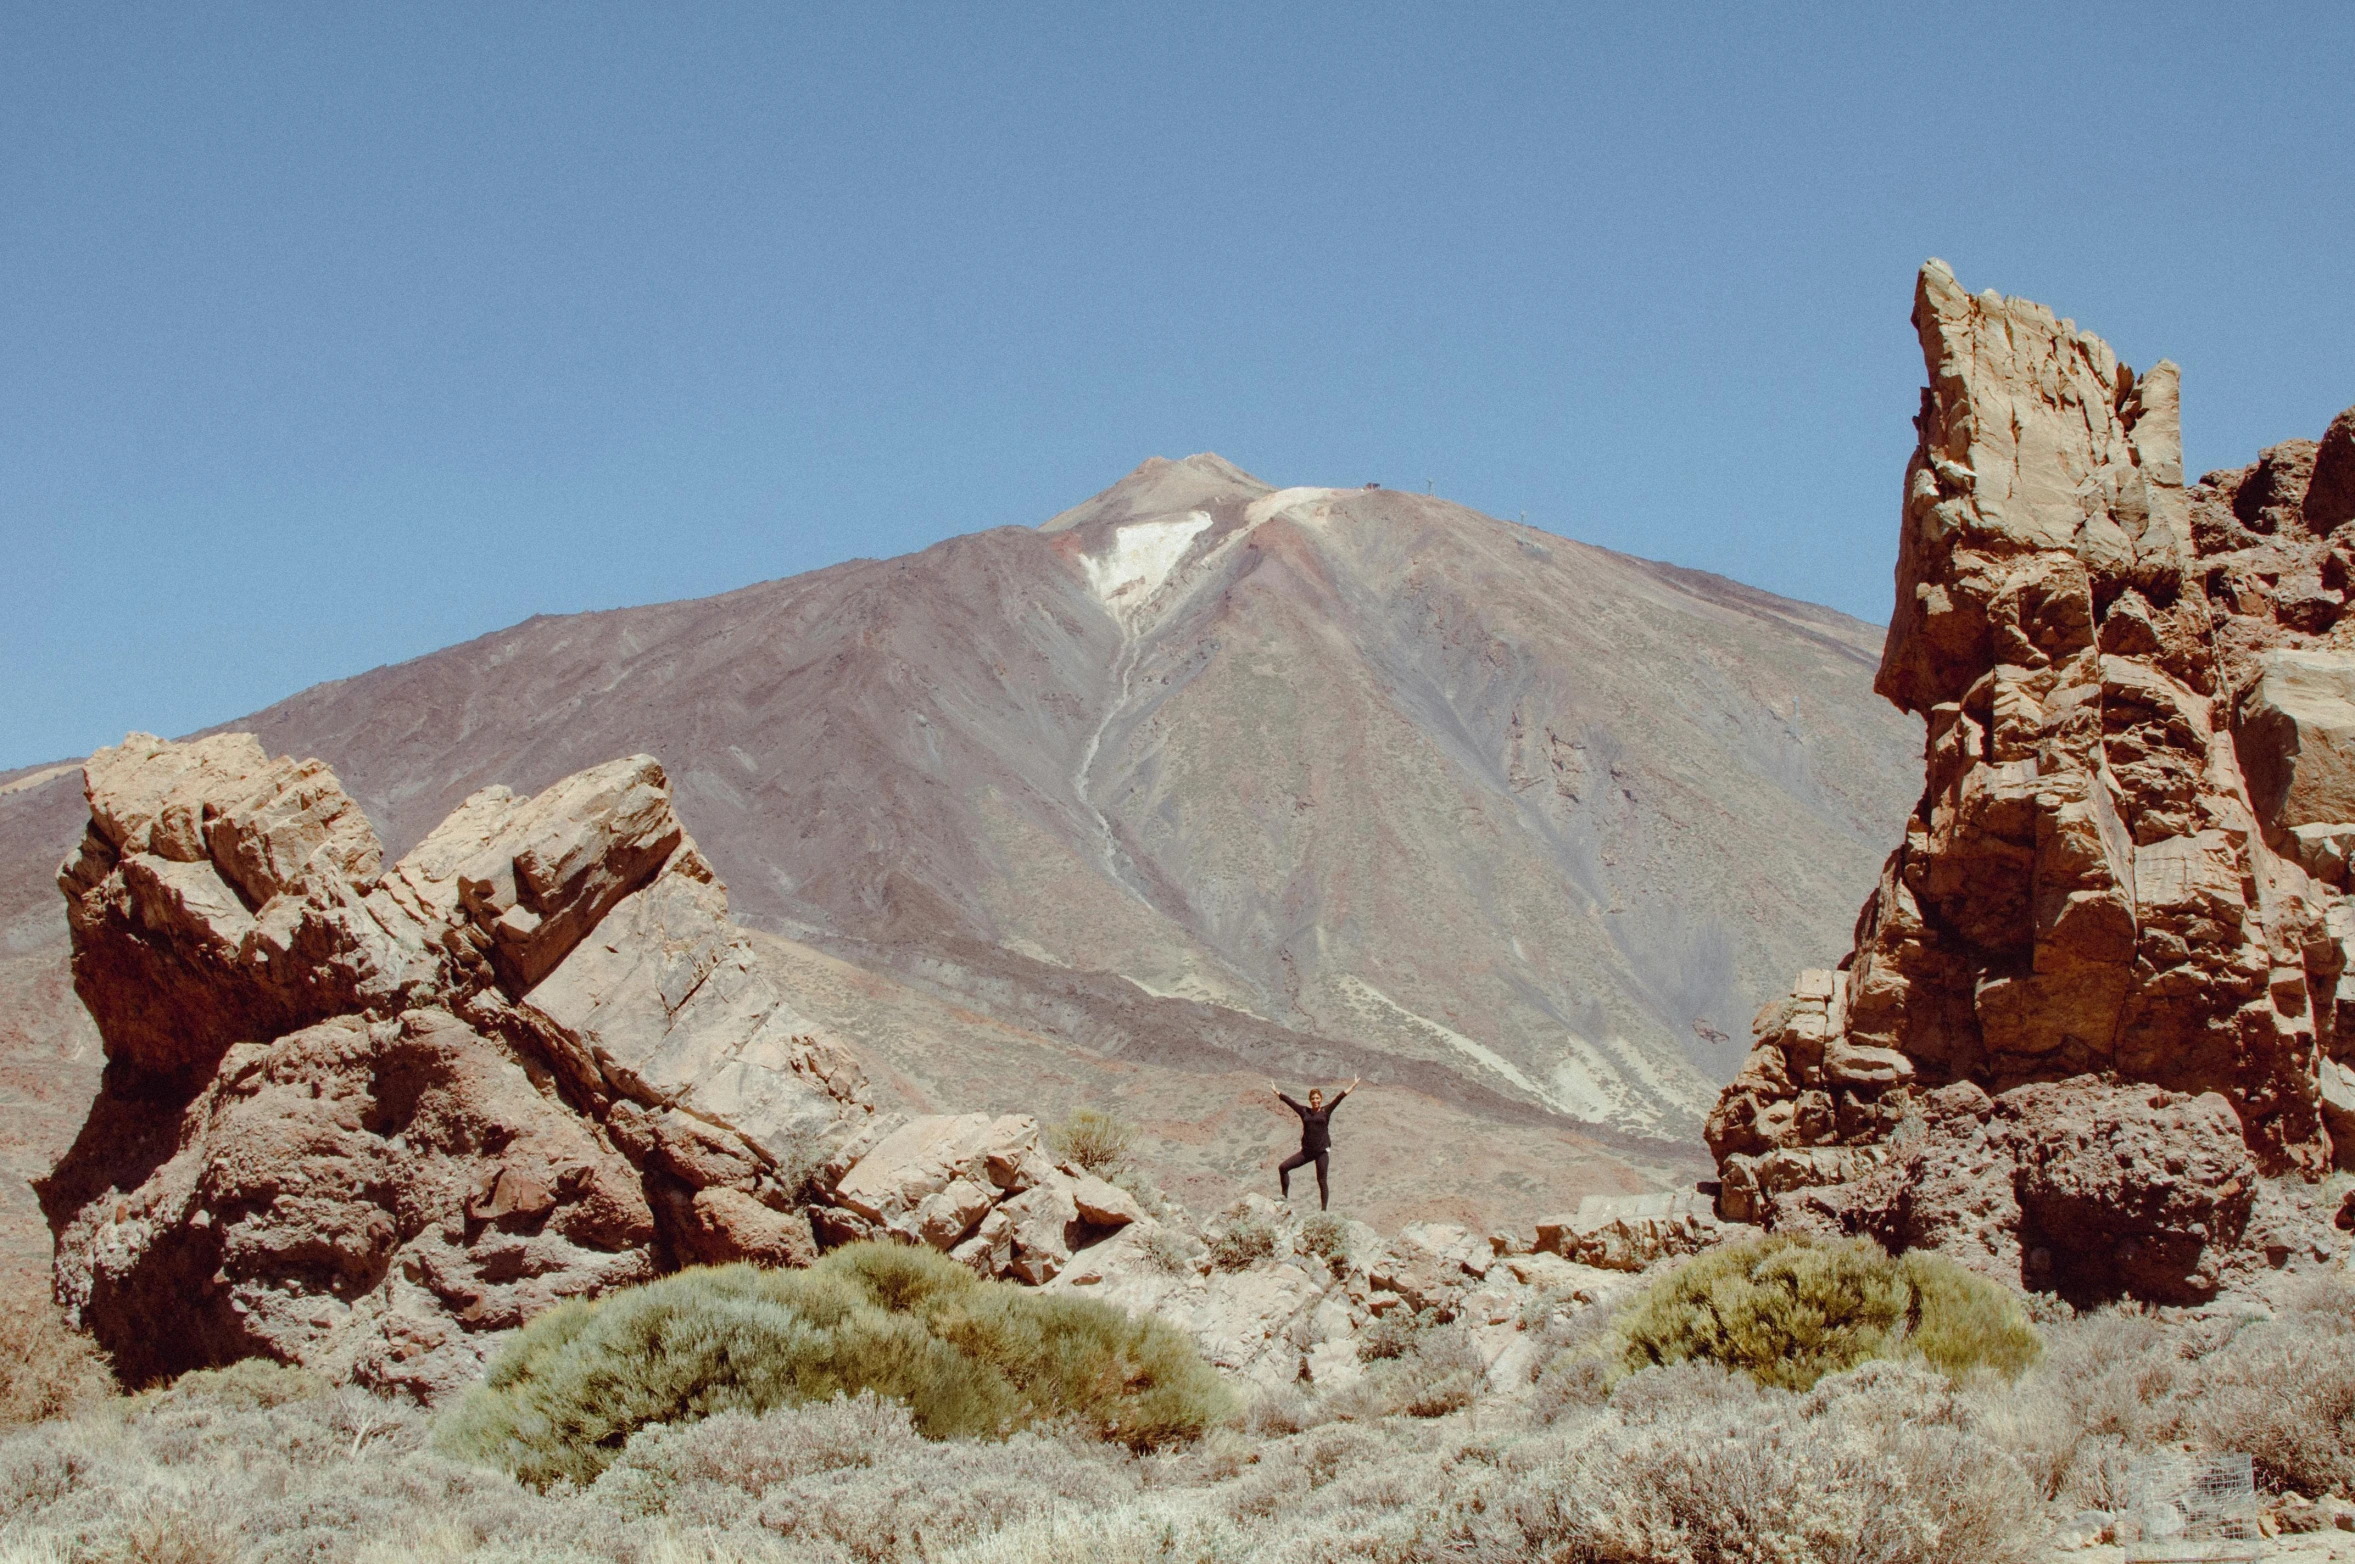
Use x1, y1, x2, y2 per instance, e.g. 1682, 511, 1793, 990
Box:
996, 1180, 1081, 1285
44, 1007, 659, 1396
1065, 1170, 1144, 1228
1170, 1262, 1325, 1387
1775, 1076, 2269, 1305
1369, 1223, 1490, 1315
2307, 408, 2355, 532
831, 1114, 1043, 1248
2319, 1058, 2355, 1166
683, 1187, 820, 1269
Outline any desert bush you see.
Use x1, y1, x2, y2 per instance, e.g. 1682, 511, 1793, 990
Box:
143, 1357, 328, 1413
591, 1394, 1135, 1557
936, 1501, 1246, 1564
1135, 1225, 1199, 1275
1614, 1232, 2039, 1391
1968, 1276, 2355, 1502
1468, 1359, 2046, 1564
1238, 1385, 1317, 1438
1205, 1218, 1274, 1273
1316, 1323, 1487, 1423
1385, 1327, 1484, 1418
1297, 1213, 1350, 1280
1046, 1109, 1136, 1174
0, 1277, 114, 1430
439, 1242, 1231, 1487
0, 1332, 2073, 1564
1358, 1306, 1432, 1362
1529, 1348, 1611, 1422
2191, 1276, 2355, 1496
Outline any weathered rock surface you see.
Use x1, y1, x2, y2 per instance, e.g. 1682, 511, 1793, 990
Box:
812, 1110, 1160, 1287
1044, 1193, 1652, 1402
43, 735, 875, 1394
1707, 260, 2355, 1299
1533, 1190, 1721, 1272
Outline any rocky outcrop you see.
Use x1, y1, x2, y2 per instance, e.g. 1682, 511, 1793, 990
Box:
1532, 1191, 1722, 1272
810, 1110, 1151, 1286
1046, 1194, 1650, 1402
1706, 261, 2355, 1300
42, 734, 875, 1395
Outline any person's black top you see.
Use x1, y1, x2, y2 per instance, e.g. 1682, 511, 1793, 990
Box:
1279, 1090, 1348, 1152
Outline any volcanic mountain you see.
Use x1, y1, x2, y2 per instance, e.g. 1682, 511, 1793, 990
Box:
0, 457, 1920, 1244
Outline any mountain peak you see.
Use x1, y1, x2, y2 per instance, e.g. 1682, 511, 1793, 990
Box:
1039, 452, 1273, 534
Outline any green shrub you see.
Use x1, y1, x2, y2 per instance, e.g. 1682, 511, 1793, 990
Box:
1612, 1233, 2039, 1392
438, 1242, 1231, 1487
1046, 1109, 1136, 1174
1206, 1218, 1275, 1273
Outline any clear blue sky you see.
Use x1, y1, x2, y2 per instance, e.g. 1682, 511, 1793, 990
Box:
6, 5, 2352, 769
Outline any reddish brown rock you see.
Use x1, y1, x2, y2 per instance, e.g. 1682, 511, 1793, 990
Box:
42, 735, 876, 1395
1710, 262, 2355, 1296
1768, 1076, 2259, 1305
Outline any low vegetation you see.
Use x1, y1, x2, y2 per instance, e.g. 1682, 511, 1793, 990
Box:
0, 1233, 2344, 1562
438, 1242, 1231, 1487
1043, 1108, 1135, 1175
1296, 1212, 1350, 1277
0, 1274, 113, 1429
1204, 1216, 1274, 1272
1612, 1231, 2042, 1390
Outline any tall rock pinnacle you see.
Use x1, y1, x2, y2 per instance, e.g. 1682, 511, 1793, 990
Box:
1706, 261, 2355, 1303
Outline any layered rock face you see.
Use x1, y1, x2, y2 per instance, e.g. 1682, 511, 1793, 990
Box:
1706, 261, 2355, 1301
42, 734, 875, 1394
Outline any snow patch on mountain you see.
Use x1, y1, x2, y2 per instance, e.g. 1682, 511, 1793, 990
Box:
1245, 486, 1351, 528
1082, 512, 1214, 624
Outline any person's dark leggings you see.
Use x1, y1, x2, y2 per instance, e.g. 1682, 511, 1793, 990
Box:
1278, 1148, 1330, 1209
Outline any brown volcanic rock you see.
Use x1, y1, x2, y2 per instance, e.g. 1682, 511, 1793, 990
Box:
1709, 259, 2355, 1297
55, 734, 439, 1092
42, 735, 873, 1394
1764, 1076, 2259, 1305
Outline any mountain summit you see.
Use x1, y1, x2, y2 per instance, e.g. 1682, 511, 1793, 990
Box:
0, 462, 1919, 1235
1039, 453, 1271, 533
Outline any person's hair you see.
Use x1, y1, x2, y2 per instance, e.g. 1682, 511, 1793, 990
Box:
1308, 1088, 1324, 1102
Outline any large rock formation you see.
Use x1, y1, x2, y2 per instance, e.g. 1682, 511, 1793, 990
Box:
1707, 261, 2355, 1301
41, 734, 877, 1395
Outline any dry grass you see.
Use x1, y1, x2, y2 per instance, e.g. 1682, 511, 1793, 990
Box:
1984, 1273, 2355, 1503
0, 1299, 2307, 1564
1043, 1110, 1135, 1175
0, 1277, 112, 1432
